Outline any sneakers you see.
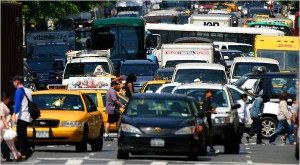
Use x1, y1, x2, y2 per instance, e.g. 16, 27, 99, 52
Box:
209, 148, 219, 154
256, 142, 266, 145
104, 136, 114, 141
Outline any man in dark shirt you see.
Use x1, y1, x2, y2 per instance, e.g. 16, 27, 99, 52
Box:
200, 89, 218, 153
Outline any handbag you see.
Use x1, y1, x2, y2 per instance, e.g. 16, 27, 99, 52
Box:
3, 128, 17, 140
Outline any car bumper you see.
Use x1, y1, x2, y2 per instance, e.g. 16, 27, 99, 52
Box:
118, 132, 199, 154
26, 127, 84, 145
212, 124, 230, 145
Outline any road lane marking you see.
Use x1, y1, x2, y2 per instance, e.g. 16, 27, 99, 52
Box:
247, 160, 253, 164
247, 151, 253, 154
150, 161, 168, 165
246, 147, 250, 150
64, 160, 83, 165
245, 155, 251, 158
245, 143, 249, 145
89, 153, 95, 156
107, 160, 124, 165
106, 144, 112, 147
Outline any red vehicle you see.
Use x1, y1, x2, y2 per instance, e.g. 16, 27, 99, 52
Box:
198, 2, 214, 14
294, 11, 299, 36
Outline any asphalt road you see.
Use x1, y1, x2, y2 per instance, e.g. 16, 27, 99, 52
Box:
2, 134, 299, 165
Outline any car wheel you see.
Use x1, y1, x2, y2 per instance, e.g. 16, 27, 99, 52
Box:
117, 149, 129, 159
91, 124, 104, 151
262, 117, 277, 139
76, 128, 88, 152
187, 151, 198, 161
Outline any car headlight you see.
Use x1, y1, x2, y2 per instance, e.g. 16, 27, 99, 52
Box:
214, 117, 230, 124
174, 126, 195, 135
121, 123, 141, 133
60, 121, 84, 128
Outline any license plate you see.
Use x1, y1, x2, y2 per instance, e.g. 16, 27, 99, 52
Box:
150, 138, 165, 147
36, 131, 49, 138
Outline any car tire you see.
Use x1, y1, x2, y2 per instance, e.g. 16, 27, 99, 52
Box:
117, 149, 129, 159
91, 125, 104, 151
187, 151, 198, 161
262, 117, 277, 139
76, 128, 88, 152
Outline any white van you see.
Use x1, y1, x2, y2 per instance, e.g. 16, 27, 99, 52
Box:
62, 50, 114, 85
160, 43, 214, 67
229, 57, 280, 84
189, 14, 232, 27
171, 63, 228, 84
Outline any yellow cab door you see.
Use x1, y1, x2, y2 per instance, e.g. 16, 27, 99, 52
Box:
82, 94, 101, 140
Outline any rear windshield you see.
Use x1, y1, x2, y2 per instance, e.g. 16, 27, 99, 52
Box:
165, 60, 207, 67
232, 63, 280, 78
64, 62, 110, 79
121, 64, 158, 76
174, 69, 227, 84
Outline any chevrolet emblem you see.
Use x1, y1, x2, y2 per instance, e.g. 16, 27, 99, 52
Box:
155, 127, 161, 132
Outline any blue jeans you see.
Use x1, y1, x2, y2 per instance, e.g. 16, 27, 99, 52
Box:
269, 120, 294, 144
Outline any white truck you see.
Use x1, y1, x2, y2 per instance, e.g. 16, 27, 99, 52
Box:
189, 14, 232, 27
159, 43, 214, 67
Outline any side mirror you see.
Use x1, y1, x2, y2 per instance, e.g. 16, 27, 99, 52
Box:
231, 103, 241, 109
197, 112, 205, 118
88, 105, 97, 112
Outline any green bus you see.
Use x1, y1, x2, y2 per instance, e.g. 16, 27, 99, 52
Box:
248, 21, 291, 36
91, 17, 146, 64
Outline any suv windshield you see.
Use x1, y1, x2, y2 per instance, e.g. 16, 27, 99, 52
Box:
232, 63, 280, 78
64, 62, 110, 79
121, 64, 157, 76
125, 98, 193, 117
33, 94, 84, 110
174, 69, 227, 84
174, 89, 228, 107
221, 51, 241, 60
165, 60, 207, 67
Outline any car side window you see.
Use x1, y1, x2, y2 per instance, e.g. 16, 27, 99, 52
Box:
101, 94, 107, 107
84, 94, 96, 106
81, 94, 91, 110
271, 77, 297, 97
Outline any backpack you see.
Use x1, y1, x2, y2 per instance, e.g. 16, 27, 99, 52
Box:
21, 88, 40, 120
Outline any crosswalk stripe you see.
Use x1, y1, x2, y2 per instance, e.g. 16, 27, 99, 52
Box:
106, 160, 124, 165
150, 161, 168, 165
64, 160, 83, 165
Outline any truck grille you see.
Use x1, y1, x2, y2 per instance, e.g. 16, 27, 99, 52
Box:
29, 119, 60, 128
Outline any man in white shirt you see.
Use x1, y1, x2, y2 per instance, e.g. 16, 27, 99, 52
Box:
11, 75, 32, 159
237, 94, 248, 144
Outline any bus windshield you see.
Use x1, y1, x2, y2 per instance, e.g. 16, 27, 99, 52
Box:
257, 50, 298, 71
33, 44, 69, 57
232, 62, 280, 78
93, 26, 144, 60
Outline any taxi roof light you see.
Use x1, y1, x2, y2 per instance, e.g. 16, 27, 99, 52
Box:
66, 50, 109, 59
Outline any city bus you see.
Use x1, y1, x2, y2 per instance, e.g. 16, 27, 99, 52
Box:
189, 14, 232, 27
144, 10, 181, 24
91, 17, 146, 66
248, 22, 291, 36
146, 23, 284, 47
254, 35, 299, 71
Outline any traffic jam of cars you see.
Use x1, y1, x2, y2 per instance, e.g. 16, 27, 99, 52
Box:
2, 0, 299, 163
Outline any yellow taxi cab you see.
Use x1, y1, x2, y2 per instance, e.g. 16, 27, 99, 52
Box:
22, 89, 104, 152
140, 80, 169, 93
78, 89, 128, 131
242, 18, 255, 27
225, 2, 237, 12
